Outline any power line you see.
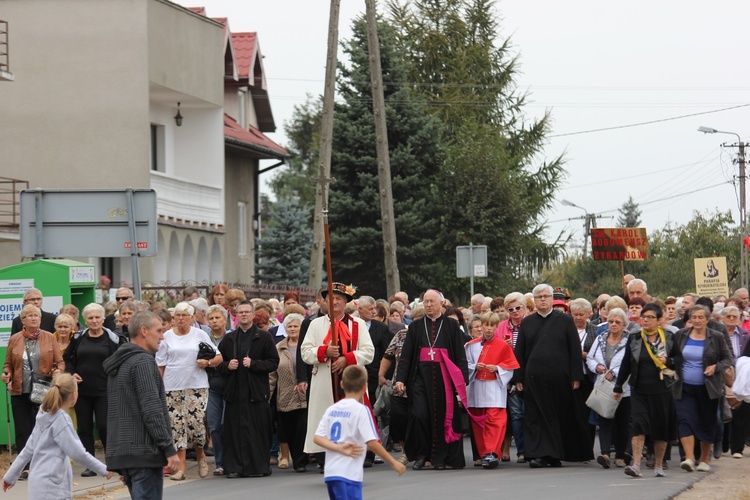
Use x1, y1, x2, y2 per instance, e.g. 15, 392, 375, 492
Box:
547, 181, 731, 224
547, 103, 750, 138
559, 148, 717, 191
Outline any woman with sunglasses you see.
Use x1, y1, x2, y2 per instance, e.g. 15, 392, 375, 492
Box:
496, 292, 527, 463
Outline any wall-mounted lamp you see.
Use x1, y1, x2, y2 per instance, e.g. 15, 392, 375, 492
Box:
174, 102, 183, 127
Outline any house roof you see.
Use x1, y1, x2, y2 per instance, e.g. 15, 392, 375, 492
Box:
224, 114, 288, 160
186, 6, 206, 15
232, 32, 257, 81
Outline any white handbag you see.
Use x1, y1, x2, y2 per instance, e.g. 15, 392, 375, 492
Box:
586, 375, 620, 419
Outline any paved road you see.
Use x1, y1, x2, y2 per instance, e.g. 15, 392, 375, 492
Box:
106, 440, 704, 500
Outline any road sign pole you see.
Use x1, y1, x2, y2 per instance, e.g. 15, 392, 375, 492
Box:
469, 242, 474, 297
126, 189, 142, 300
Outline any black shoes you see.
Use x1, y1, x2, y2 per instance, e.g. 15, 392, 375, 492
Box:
81, 469, 97, 477
528, 457, 562, 468
18, 471, 28, 481
295, 466, 307, 473
226, 472, 241, 479
412, 458, 427, 470
363, 457, 373, 468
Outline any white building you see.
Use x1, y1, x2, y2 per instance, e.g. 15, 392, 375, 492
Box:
0, 0, 287, 287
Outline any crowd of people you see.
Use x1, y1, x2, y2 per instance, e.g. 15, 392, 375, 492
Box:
3, 276, 750, 498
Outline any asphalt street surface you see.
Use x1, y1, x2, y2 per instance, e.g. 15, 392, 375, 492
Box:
109, 440, 704, 500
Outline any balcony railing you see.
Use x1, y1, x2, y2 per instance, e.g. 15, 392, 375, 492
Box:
0, 20, 9, 75
0, 177, 29, 229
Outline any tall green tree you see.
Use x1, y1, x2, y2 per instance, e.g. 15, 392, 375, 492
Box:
268, 96, 322, 208
388, 0, 567, 300
327, 16, 443, 298
256, 198, 313, 286
617, 195, 642, 227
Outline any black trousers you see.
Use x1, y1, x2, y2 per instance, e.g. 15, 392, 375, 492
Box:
277, 408, 308, 468
724, 403, 750, 454
11, 394, 39, 456
75, 393, 108, 456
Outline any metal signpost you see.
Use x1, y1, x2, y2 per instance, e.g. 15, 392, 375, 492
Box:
19, 188, 157, 299
456, 243, 488, 297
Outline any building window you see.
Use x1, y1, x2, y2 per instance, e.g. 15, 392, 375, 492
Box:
238, 201, 248, 256
150, 124, 165, 172
238, 90, 246, 129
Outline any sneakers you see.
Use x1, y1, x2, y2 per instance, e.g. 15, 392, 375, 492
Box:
624, 465, 642, 478
680, 459, 695, 472
198, 459, 209, 478
596, 455, 610, 469
655, 469, 666, 477
696, 462, 711, 472
733, 453, 743, 459
482, 454, 500, 469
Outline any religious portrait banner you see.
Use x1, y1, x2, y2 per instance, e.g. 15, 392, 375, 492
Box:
693, 256, 729, 297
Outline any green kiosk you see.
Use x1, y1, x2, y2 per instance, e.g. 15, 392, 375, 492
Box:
0, 259, 96, 447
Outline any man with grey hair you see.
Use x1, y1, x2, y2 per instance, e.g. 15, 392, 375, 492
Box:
104, 311, 179, 498
470, 294, 485, 314
513, 284, 593, 468
627, 279, 648, 302
10, 288, 57, 334
104, 287, 134, 331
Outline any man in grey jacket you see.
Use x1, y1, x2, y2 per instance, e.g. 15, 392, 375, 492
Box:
104, 311, 179, 499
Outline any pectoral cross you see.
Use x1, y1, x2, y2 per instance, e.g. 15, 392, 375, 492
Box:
428, 349, 435, 360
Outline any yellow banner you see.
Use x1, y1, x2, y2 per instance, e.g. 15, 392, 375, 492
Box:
694, 257, 729, 297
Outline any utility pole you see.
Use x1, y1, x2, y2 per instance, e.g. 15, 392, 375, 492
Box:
308, 0, 341, 290
364, 0, 400, 296
739, 141, 747, 289
698, 127, 747, 289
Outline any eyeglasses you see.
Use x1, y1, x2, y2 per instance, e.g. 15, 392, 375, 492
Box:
115, 296, 130, 301
534, 294, 552, 300
641, 315, 657, 320
507, 306, 523, 312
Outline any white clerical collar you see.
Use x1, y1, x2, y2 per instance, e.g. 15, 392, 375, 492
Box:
537, 309, 553, 318
365, 320, 372, 328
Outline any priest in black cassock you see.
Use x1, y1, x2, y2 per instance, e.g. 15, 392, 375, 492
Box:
395, 289, 469, 470
513, 284, 594, 468
217, 300, 280, 478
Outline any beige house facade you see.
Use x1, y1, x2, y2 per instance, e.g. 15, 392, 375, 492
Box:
0, 0, 287, 288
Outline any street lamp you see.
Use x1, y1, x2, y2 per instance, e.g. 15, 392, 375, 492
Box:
562, 199, 596, 258
698, 126, 747, 289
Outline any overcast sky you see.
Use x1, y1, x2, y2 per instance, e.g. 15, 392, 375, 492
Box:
178, 0, 750, 250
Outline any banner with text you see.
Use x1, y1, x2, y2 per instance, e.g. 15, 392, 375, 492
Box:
694, 257, 729, 297
591, 228, 648, 261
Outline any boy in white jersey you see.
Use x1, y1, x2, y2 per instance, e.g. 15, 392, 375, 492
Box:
314, 365, 405, 499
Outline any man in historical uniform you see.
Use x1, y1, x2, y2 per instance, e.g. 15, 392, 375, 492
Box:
300, 283, 374, 467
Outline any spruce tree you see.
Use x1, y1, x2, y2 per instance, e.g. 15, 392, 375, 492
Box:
388, 0, 566, 297
256, 199, 312, 286
617, 195, 642, 227
327, 15, 443, 298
